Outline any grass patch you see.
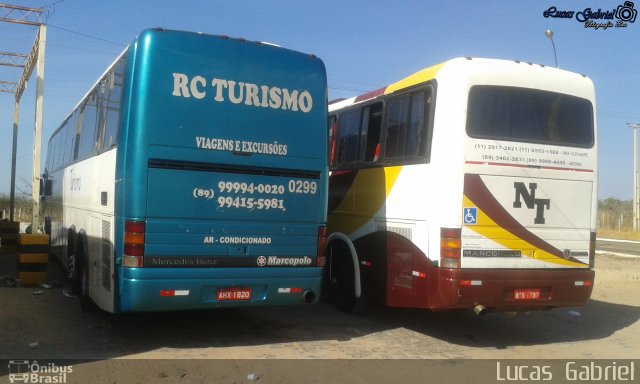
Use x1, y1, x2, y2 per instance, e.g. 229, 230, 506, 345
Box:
597, 229, 640, 241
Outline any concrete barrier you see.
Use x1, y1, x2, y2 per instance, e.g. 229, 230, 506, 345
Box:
0, 221, 20, 255
16, 233, 50, 286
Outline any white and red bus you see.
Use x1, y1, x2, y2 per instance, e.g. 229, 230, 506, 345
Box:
326, 58, 596, 314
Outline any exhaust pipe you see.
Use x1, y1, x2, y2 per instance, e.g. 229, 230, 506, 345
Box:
302, 290, 316, 304
473, 304, 488, 316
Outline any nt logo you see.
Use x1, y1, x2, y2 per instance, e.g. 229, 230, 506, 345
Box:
513, 182, 550, 224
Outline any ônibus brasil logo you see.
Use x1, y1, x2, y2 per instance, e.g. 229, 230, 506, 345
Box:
8, 360, 73, 384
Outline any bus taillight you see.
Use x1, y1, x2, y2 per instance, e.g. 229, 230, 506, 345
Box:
441, 227, 461, 269
317, 225, 327, 267
123, 220, 145, 268
589, 231, 596, 268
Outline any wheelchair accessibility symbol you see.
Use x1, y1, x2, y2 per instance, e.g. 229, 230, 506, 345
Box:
463, 207, 477, 225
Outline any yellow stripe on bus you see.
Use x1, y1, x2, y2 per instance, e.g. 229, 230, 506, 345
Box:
385, 63, 446, 95
328, 166, 402, 236
462, 196, 585, 267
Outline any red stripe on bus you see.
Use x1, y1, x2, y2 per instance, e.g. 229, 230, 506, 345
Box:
354, 87, 387, 103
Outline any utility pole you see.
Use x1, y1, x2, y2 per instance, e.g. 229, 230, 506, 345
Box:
628, 123, 640, 231
0, 4, 45, 229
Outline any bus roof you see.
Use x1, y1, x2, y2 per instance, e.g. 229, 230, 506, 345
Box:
48, 28, 319, 147
329, 57, 592, 112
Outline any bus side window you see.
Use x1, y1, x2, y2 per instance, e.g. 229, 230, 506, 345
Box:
62, 114, 75, 166
96, 79, 108, 152
51, 131, 60, 171
336, 110, 360, 165
383, 89, 431, 162
406, 91, 426, 157
384, 95, 410, 159
328, 115, 336, 167
77, 90, 98, 160
360, 102, 383, 163
44, 137, 55, 170
100, 59, 124, 151
49, 132, 59, 172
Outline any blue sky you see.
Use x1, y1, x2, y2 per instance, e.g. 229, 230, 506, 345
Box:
1, 0, 639, 199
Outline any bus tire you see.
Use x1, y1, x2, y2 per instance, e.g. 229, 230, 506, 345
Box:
67, 232, 81, 294
328, 242, 366, 314
77, 238, 98, 313
44, 216, 51, 236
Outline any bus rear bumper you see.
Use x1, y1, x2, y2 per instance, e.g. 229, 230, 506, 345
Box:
118, 267, 323, 313
433, 268, 595, 312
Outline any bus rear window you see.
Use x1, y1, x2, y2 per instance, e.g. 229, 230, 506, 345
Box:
466, 85, 594, 148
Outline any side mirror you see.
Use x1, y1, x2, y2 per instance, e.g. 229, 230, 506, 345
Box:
45, 179, 52, 196
40, 176, 52, 199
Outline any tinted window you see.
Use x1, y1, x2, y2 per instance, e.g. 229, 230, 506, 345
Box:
62, 118, 75, 166
384, 90, 429, 160
466, 86, 594, 147
52, 123, 66, 171
77, 90, 98, 159
328, 115, 336, 167
100, 59, 124, 151
360, 103, 383, 162
385, 95, 409, 159
407, 92, 426, 157
336, 110, 360, 164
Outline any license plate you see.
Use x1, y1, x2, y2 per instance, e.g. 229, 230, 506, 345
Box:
514, 288, 541, 300
217, 287, 252, 301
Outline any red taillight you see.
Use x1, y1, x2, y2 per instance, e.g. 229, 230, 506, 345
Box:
441, 227, 461, 269
124, 244, 144, 256
124, 220, 145, 268
316, 226, 327, 267
589, 231, 596, 268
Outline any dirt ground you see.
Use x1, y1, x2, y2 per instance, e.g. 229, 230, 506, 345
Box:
0, 252, 638, 383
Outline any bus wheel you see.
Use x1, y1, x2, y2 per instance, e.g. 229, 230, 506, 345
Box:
67, 241, 81, 294
328, 245, 366, 314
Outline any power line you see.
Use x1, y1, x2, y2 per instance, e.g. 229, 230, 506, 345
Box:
42, 0, 66, 19
47, 23, 125, 47
328, 86, 370, 93
329, 78, 382, 87
43, 0, 66, 7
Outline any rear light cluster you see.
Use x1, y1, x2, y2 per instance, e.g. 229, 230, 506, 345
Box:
123, 220, 145, 268
317, 226, 327, 267
440, 227, 461, 269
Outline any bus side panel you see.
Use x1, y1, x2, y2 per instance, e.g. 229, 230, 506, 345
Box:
60, 150, 117, 312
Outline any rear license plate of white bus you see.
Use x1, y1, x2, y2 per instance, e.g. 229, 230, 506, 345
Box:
217, 287, 252, 301
514, 289, 541, 300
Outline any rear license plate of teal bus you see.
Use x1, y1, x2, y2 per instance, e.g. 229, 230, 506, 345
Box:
217, 287, 252, 301
514, 288, 541, 300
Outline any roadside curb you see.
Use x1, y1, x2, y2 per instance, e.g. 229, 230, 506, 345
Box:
595, 250, 640, 259
597, 237, 640, 244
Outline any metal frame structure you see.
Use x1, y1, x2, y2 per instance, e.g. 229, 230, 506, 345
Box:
1, 3, 46, 230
